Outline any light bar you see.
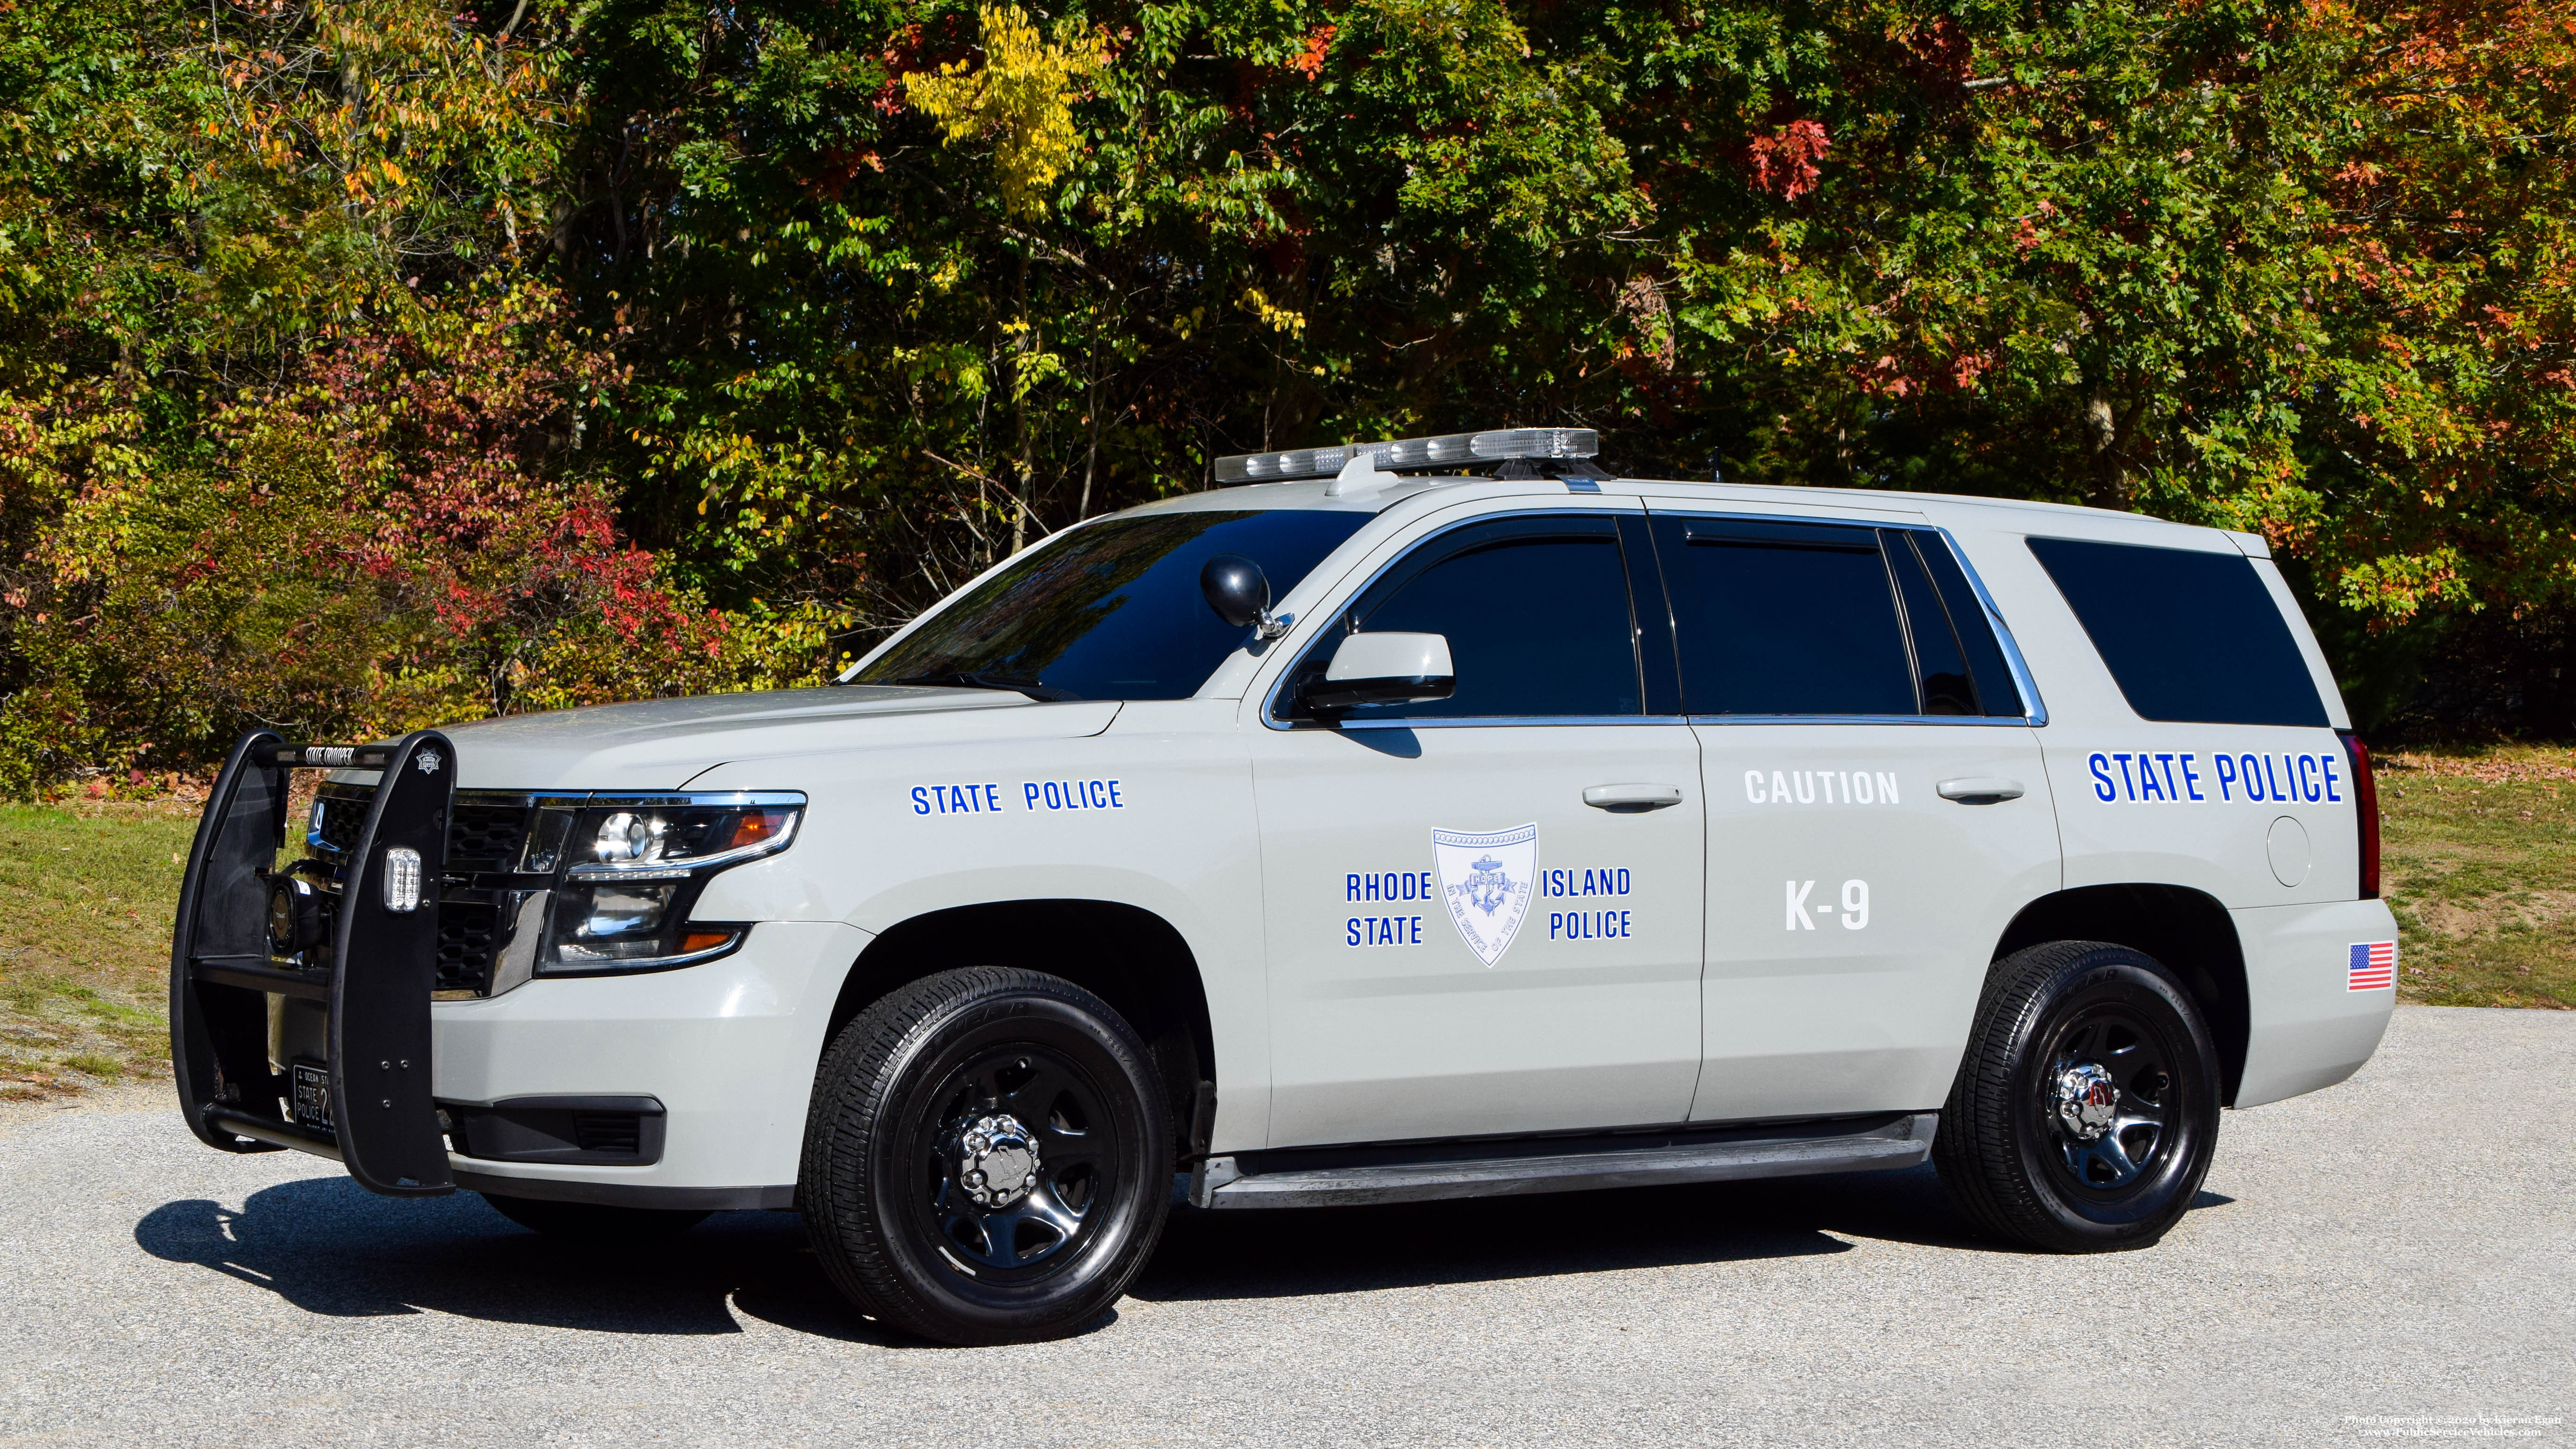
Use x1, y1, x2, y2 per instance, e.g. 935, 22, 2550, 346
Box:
1214, 428, 1597, 484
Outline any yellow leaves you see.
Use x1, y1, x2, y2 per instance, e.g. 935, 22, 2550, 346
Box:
1240, 287, 1307, 338
904, 5, 1107, 219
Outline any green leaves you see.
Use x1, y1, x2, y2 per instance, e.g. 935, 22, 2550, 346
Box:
8, 0, 2576, 785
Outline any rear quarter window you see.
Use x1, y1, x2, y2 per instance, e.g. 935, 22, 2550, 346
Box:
2026, 536, 2329, 727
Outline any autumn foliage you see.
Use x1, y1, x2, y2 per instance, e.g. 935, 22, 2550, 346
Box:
6, 0, 2576, 790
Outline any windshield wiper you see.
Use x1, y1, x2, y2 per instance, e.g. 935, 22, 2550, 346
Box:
887, 671, 1083, 703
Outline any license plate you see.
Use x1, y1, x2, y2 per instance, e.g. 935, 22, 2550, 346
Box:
291, 1062, 334, 1132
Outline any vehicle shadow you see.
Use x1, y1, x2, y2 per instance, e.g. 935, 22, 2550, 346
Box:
1131, 1165, 2239, 1303
133, 1174, 871, 1340
133, 1166, 2239, 1339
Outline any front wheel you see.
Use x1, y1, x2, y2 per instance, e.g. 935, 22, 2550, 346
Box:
1933, 940, 2221, 1252
799, 966, 1173, 1345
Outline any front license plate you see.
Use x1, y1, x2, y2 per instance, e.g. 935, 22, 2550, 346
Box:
291, 1062, 334, 1132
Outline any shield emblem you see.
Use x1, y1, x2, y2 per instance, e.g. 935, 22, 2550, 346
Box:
1433, 824, 1538, 967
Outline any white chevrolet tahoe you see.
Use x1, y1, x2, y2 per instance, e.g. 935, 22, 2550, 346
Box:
170, 427, 2398, 1344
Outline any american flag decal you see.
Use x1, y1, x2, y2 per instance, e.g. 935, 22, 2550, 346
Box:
2347, 941, 2397, 991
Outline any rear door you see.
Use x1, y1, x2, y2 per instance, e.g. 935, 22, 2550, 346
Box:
1640, 505, 2062, 1121
1248, 507, 1707, 1148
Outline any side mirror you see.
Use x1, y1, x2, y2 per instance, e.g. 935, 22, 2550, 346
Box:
1302, 632, 1456, 712
1201, 554, 1284, 637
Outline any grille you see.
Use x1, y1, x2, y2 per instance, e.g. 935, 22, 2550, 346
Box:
446, 802, 531, 871
434, 899, 499, 993
313, 795, 368, 854
573, 1112, 642, 1155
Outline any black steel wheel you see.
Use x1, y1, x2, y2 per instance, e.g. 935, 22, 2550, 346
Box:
800, 966, 1171, 1345
1933, 940, 2220, 1252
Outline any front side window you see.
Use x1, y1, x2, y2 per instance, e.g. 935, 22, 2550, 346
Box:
855, 509, 1372, 701
1277, 514, 1645, 721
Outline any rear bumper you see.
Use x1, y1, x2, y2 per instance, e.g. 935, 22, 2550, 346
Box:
429, 919, 867, 1199
2232, 898, 2400, 1108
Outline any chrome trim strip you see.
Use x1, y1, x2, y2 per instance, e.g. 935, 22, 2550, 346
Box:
1687, 713, 2037, 728
1329, 714, 1685, 731
1921, 527, 2051, 728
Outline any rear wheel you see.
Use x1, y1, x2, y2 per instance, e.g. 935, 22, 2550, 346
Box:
478, 1193, 711, 1241
800, 966, 1172, 1345
1934, 940, 2220, 1252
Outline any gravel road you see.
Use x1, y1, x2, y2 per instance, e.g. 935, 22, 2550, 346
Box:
3, 1005, 2570, 1448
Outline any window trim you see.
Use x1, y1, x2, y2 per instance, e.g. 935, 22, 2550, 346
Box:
1639, 508, 2049, 729
1259, 506, 1658, 731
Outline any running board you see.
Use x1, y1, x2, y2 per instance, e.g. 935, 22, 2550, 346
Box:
1192, 1112, 1938, 1210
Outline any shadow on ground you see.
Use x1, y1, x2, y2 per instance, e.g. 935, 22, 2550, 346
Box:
131, 1164, 2235, 1339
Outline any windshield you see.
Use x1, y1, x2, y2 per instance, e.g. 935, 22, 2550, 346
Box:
854, 509, 1374, 700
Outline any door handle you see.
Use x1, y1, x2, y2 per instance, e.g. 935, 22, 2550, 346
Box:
1938, 777, 2026, 803
1583, 783, 1685, 813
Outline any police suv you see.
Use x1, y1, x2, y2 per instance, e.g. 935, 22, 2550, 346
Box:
170, 427, 2398, 1345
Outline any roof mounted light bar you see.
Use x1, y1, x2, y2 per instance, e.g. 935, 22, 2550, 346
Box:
1213, 427, 1598, 484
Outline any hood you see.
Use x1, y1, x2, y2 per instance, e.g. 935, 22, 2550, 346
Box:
411, 686, 1123, 792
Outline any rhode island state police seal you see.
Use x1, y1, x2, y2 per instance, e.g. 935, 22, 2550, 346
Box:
1432, 823, 1538, 967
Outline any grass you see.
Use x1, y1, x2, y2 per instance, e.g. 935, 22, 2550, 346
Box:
2377, 744, 2576, 1010
0, 801, 198, 1100
0, 747, 2564, 1101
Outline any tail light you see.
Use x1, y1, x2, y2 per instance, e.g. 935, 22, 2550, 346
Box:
2340, 731, 2380, 899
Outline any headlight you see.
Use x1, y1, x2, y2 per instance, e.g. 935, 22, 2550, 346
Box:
527, 794, 802, 976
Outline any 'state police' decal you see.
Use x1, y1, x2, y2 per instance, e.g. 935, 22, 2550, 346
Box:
2088, 751, 2343, 805
911, 779, 1127, 815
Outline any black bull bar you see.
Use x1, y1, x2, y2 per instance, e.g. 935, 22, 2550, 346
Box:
170, 728, 457, 1196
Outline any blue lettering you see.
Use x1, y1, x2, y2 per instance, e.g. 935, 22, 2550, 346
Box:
2215, 754, 2238, 800
1550, 912, 1564, 939
2156, 754, 2181, 800
2263, 755, 2286, 800
912, 786, 931, 816
2090, 753, 2116, 802
2113, 753, 2138, 801
2323, 751, 2344, 803
983, 784, 1001, 812
2138, 757, 2167, 801
1107, 780, 1123, 808
1347, 918, 1361, 947
2299, 754, 2321, 802
1043, 782, 1063, 810
2242, 754, 2268, 802
1024, 783, 1042, 810
2181, 754, 2205, 801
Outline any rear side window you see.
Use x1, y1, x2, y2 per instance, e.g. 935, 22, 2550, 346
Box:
1656, 520, 1919, 716
2027, 537, 2328, 727
1653, 519, 2028, 719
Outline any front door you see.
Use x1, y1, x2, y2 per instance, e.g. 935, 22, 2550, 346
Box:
1251, 509, 1706, 1148
1641, 506, 2063, 1122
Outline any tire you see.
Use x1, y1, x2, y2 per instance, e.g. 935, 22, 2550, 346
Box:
1933, 940, 2221, 1252
479, 1192, 712, 1241
799, 966, 1173, 1345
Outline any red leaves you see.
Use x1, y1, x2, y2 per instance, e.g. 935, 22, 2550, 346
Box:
1746, 119, 1830, 199
1292, 24, 1336, 79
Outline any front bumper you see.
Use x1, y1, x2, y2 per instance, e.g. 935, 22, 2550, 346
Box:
431, 920, 869, 1204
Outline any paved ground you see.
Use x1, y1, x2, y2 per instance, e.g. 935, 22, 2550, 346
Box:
2, 1006, 2570, 1448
